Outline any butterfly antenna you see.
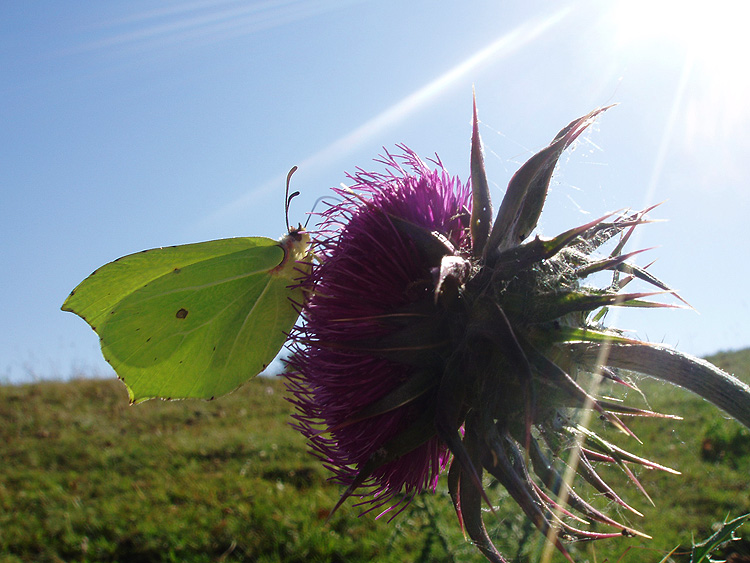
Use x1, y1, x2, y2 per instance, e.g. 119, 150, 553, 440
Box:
285, 166, 301, 233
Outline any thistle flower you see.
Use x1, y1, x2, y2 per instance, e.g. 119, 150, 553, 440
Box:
285, 147, 469, 516
284, 100, 750, 562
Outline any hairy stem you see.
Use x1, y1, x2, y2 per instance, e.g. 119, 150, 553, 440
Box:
567, 342, 750, 429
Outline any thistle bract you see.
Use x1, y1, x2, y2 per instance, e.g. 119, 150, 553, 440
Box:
285, 102, 750, 562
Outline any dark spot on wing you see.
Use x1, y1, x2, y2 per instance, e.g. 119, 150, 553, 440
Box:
173, 268, 181, 274
176, 308, 189, 319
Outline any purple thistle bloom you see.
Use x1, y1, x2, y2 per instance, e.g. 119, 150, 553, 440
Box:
285, 147, 470, 516
284, 101, 750, 562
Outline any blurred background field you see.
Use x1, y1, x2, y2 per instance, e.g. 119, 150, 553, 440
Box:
1, 349, 749, 563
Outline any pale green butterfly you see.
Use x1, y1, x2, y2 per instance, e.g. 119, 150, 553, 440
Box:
62, 169, 312, 403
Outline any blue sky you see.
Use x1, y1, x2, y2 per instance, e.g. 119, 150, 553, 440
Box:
2, 0, 749, 383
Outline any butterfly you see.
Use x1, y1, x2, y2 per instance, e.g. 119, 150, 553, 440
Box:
62, 168, 311, 403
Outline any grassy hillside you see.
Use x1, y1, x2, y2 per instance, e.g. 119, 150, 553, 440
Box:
1, 349, 749, 563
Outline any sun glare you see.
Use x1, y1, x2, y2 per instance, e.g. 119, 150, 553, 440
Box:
610, 0, 750, 145
612, 0, 750, 85
612, 0, 750, 56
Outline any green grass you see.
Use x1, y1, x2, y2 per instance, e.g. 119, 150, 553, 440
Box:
1, 349, 749, 563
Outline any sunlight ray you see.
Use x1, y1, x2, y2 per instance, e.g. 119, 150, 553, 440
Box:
204, 6, 572, 228
540, 54, 697, 563
66, 0, 368, 55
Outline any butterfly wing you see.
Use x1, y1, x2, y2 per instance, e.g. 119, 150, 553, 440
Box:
62, 234, 310, 403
